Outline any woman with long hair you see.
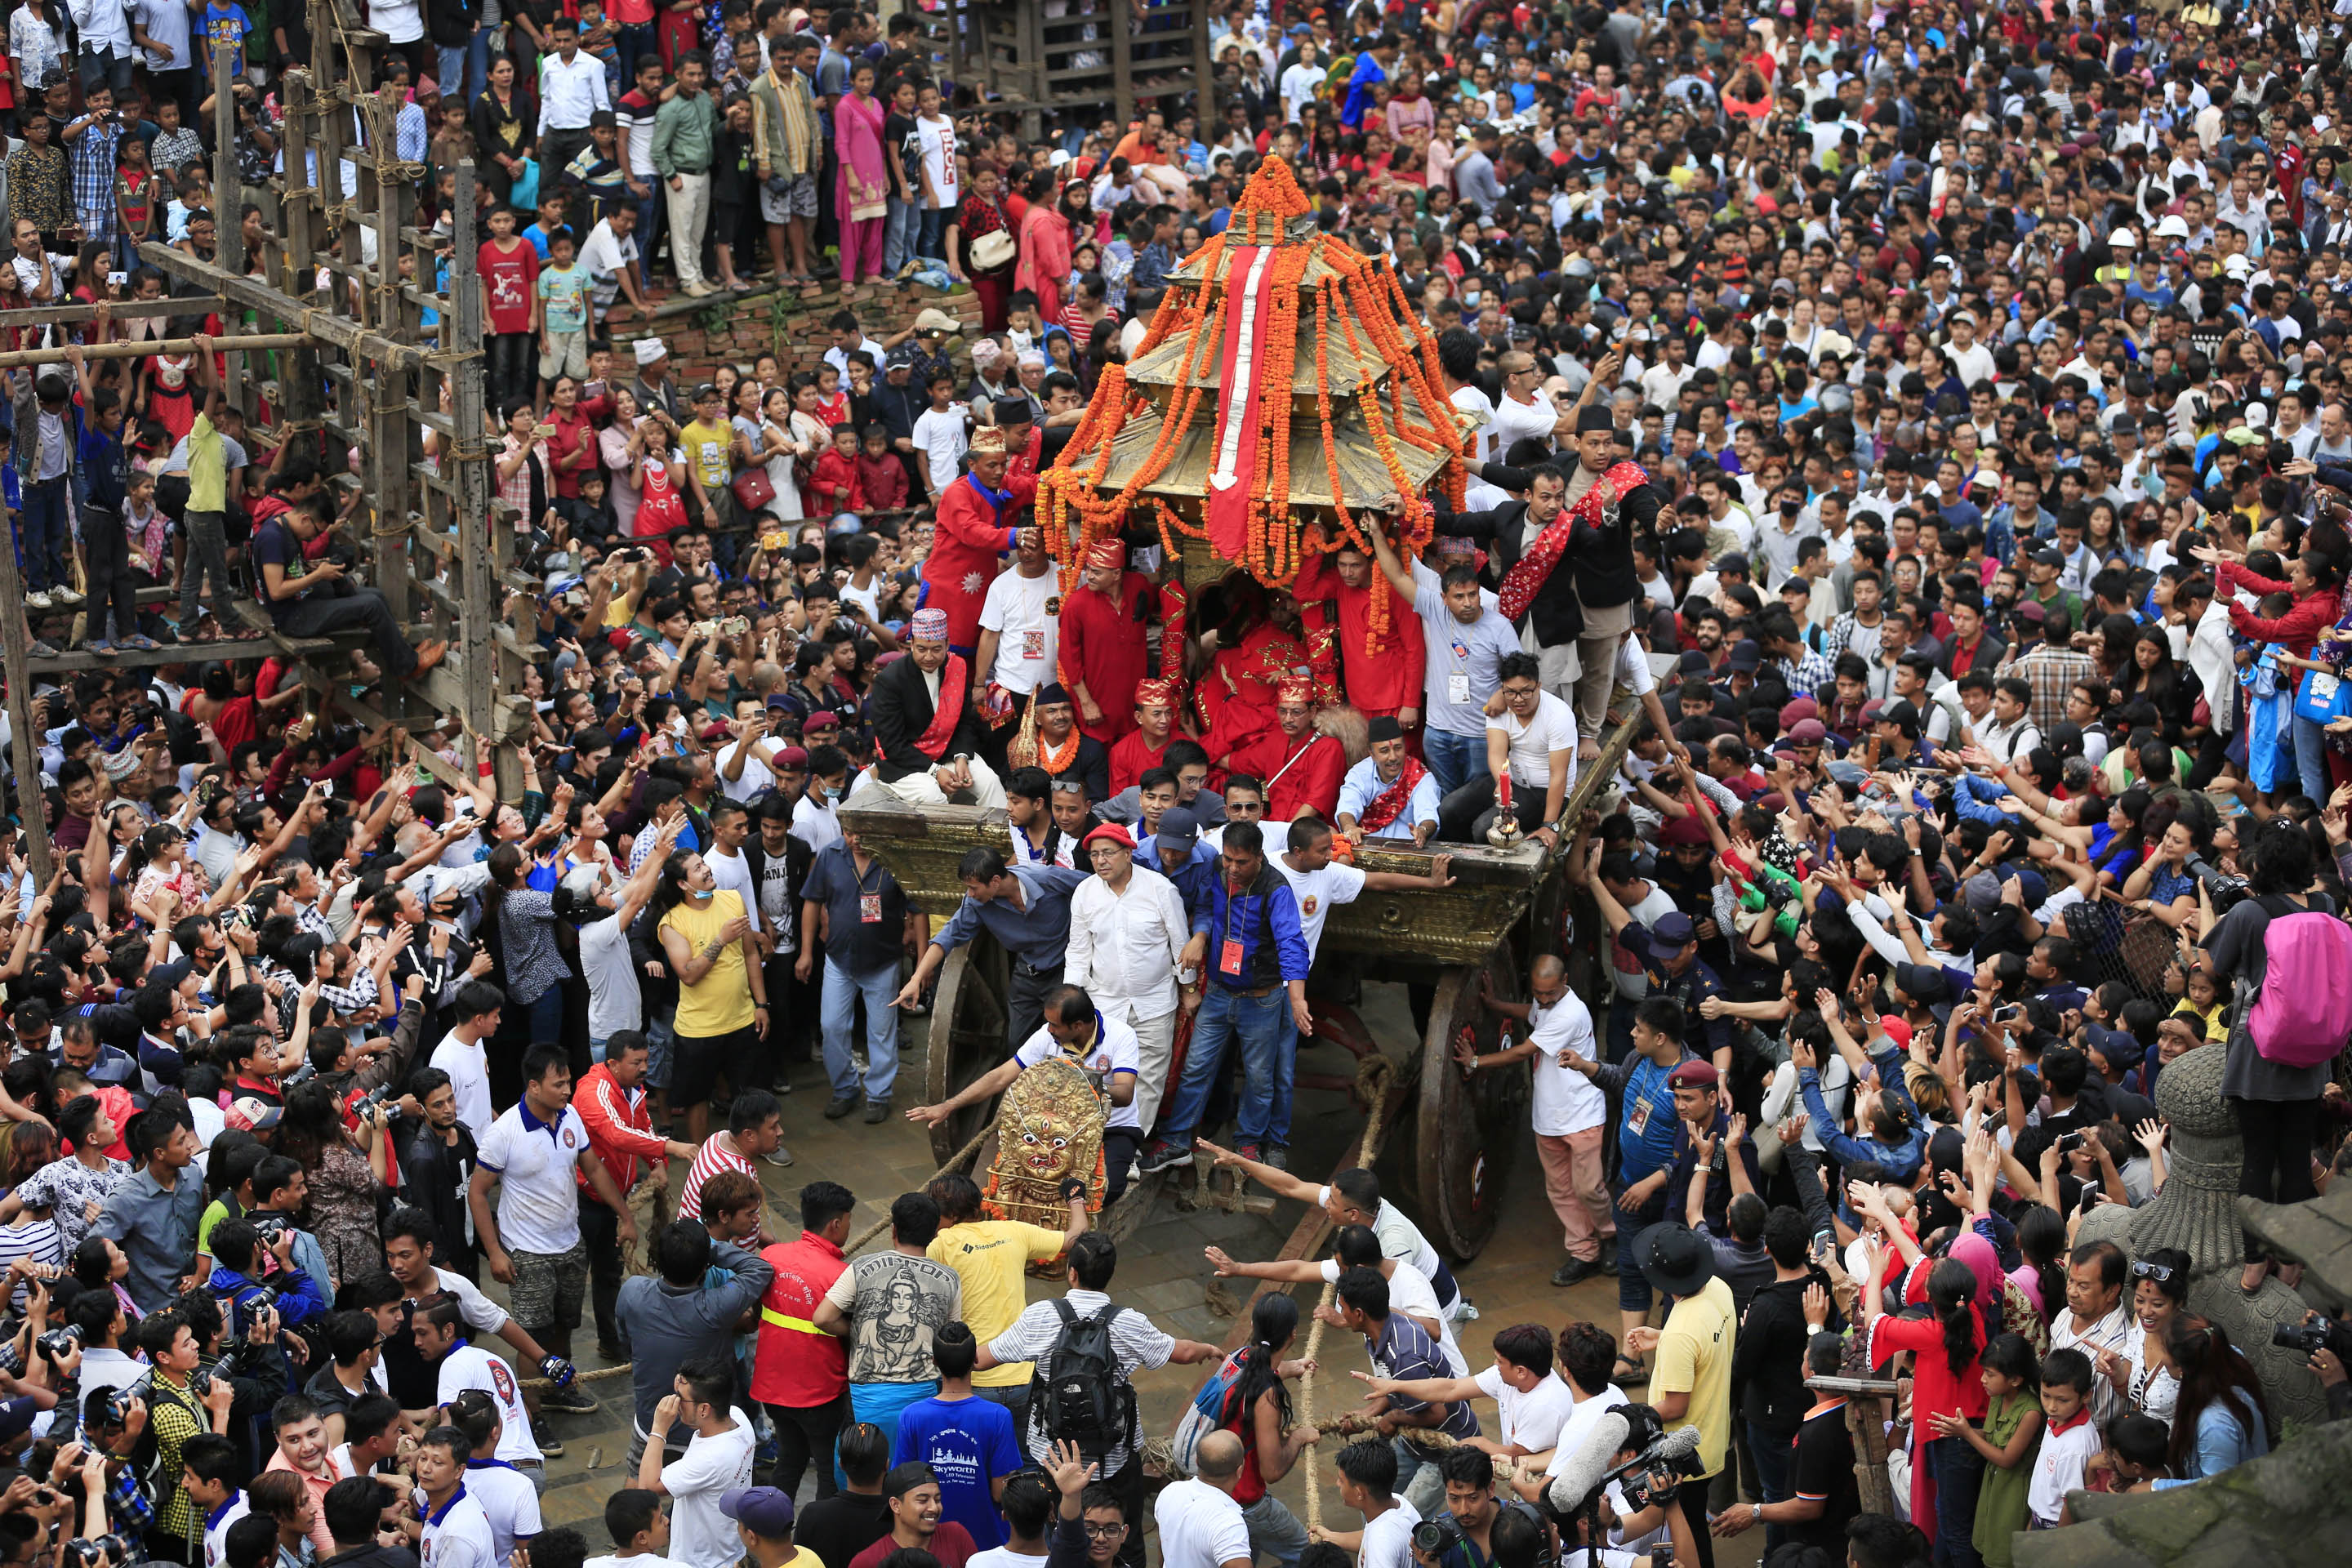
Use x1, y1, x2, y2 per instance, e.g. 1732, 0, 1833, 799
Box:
2106, 1250, 2189, 1426
2010, 1206, 2067, 1334
1860, 1186, 1989, 1565
1200, 1292, 1316, 1562
275, 1079, 390, 1292
832, 60, 889, 283
2158, 1316, 2270, 1482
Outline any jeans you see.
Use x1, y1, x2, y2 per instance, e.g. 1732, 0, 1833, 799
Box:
1005, 958, 1063, 1054
821, 956, 900, 1101
971, 1382, 1028, 1439
883, 197, 920, 273
275, 581, 421, 677
1392, 1440, 1446, 1518
1156, 983, 1293, 1147
917, 204, 950, 261
1615, 1186, 1669, 1314
2294, 710, 2334, 804
176, 507, 235, 626
1422, 726, 1487, 800
635, 180, 666, 296
437, 29, 492, 110
1746, 1422, 1794, 1552
1241, 1495, 1308, 1567
16, 477, 69, 595
518, 985, 564, 1046
765, 1394, 845, 1500
78, 45, 134, 96
488, 332, 536, 414
1926, 1433, 1984, 1567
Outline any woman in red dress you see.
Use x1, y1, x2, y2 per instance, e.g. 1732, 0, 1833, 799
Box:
1195, 577, 1311, 774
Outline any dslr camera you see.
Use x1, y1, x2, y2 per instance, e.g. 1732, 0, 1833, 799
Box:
63, 1535, 135, 1568
36, 1324, 82, 1362
2274, 1316, 2350, 1355
1410, 1517, 1463, 1560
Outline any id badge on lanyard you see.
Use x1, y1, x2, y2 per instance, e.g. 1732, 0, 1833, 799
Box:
860, 893, 884, 924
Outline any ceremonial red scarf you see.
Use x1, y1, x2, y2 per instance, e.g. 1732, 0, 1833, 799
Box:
1496, 460, 1650, 624
1356, 756, 1428, 833
914, 655, 971, 761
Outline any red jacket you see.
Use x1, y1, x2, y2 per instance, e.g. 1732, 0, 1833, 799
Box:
808, 448, 866, 514
922, 470, 1036, 649
2220, 560, 2341, 688
572, 1062, 666, 1200
750, 1232, 849, 1406
1238, 729, 1345, 823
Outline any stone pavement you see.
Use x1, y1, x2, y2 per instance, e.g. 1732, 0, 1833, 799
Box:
504, 987, 1762, 1568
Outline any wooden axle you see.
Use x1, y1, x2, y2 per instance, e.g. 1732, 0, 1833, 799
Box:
0, 332, 310, 370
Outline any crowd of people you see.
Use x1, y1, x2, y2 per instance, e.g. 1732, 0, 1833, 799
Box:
8, 0, 2352, 1566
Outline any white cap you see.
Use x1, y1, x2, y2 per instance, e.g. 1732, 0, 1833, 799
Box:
2222, 253, 2253, 278
2156, 214, 2190, 239
635, 338, 667, 365
2109, 226, 2138, 247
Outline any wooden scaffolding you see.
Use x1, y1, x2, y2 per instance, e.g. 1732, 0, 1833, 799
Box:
0, 0, 523, 882
928, 0, 1222, 138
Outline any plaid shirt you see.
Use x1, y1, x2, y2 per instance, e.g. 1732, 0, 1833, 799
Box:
1996, 643, 2098, 733
1777, 647, 1837, 701
71, 119, 122, 241
104, 1459, 156, 1541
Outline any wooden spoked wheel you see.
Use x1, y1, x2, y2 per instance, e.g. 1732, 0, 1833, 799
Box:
922, 932, 1011, 1168
1408, 943, 1528, 1260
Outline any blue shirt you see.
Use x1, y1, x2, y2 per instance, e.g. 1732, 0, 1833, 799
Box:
1615, 1051, 1683, 1183
892, 1393, 1025, 1548
932, 862, 1086, 969
1190, 863, 1310, 991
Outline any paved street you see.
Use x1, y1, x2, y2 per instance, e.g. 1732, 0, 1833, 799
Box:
514, 984, 1762, 1568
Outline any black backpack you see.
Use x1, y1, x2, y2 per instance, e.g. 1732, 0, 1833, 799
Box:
1035, 1300, 1134, 1454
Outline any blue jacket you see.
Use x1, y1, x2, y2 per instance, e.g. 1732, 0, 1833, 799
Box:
1800, 1044, 1928, 1183
206, 1256, 327, 1331
1191, 862, 1310, 991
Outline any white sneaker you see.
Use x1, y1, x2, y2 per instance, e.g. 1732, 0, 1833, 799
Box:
1761, 1061, 1799, 1125
24, 590, 51, 610
51, 586, 83, 606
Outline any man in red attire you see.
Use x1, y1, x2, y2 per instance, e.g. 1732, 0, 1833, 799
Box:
1109, 679, 1178, 795
1292, 541, 1427, 728
1059, 538, 1156, 742
920, 426, 1036, 653
1233, 676, 1344, 822
750, 1180, 856, 1500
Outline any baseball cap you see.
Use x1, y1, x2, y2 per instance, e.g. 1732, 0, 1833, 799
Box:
1156, 808, 1200, 850
720, 1488, 796, 1538
1651, 911, 1698, 946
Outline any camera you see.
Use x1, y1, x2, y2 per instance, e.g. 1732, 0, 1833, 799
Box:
63, 1537, 131, 1568
1410, 1518, 1463, 1559
2056, 1131, 2084, 1154
251, 1211, 291, 1241
2274, 1317, 2348, 1354
37, 1325, 82, 1362
1619, 1443, 1707, 1512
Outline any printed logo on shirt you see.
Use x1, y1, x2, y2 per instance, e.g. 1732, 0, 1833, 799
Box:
490, 1359, 517, 1404
1300, 894, 1320, 916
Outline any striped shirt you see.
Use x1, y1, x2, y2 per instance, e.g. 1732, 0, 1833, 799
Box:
987, 1289, 1176, 1471
675, 1133, 755, 1222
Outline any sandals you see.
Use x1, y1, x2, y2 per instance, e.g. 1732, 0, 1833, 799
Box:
1613, 1356, 1649, 1385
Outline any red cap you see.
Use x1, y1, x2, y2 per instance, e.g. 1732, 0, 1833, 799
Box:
1667, 1061, 1720, 1090
1080, 823, 1136, 851
1878, 1015, 1913, 1051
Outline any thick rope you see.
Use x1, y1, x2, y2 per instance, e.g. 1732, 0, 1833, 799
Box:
1298, 1052, 1396, 1533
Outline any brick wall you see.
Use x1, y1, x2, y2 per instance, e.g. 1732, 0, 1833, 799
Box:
608, 282, 986, 387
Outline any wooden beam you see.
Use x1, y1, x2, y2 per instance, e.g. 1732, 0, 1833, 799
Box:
0, 297, 220, 327
0, 488, 50, 885
212, 37, 249, 426
0, 334, 309, 371
448, 162, 498, 759
135, 243, 430, 368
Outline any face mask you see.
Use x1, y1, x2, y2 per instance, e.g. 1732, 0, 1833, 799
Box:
1463, 290, 1481, 309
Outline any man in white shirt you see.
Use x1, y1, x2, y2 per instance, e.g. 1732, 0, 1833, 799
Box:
1353, 1321, 1577, 1461
537, 15, 612, 182
701, 800, 767, 938
430, 984, 504, 1143
416, 1298, 546, 1484
1063, 826, 1191, 1134
468, 1047, 636, 1401
580, 209, 648, 322
444, 1391, 545, 1559
1328, 1439, 1419, 1568
1438, 653, 1575, 844
413, 1427, 500, 1568
1279, 42, 1325, 122
1156, 1432, 1254, 1568
639, 1357, 758, 1568
2048, 1239, 2136, 1430
1486, 353, 1560, 459
975, 528, 1060, 724
1459, 956, 1612, 1285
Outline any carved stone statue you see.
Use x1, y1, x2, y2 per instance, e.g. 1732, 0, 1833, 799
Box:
2073, 1043, 2323, 1427
980, 1055, 1107, 1245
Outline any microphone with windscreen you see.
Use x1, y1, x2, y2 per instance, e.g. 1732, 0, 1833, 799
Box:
1544, 1410, 1631, 1516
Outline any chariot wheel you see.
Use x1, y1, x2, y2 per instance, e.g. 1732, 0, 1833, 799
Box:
922, 931, 1011, 1168
1402, 943, 1528, 1261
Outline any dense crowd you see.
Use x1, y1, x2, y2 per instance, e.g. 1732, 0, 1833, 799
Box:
8, 0, 2352, 1567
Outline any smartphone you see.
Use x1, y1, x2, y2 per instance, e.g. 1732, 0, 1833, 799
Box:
1810, 1230, 1834, 1266
319, 779, 334, 798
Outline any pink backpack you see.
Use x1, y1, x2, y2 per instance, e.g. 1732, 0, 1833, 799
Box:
2246, 896, 2352, 1071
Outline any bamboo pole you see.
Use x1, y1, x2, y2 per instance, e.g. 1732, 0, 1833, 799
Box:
0, 333, 310, 370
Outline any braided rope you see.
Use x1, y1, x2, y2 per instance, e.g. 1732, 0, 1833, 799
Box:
1298, 1052, 1396, 1533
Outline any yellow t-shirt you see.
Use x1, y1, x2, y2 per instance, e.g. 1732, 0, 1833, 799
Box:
1652, 1274, 1735, 1478
928, 1218, 1070, 1388
661, 889, 755, 1037
681, 417, 734, 490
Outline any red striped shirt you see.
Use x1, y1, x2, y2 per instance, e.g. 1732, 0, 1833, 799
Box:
677, 1133, 755, 1221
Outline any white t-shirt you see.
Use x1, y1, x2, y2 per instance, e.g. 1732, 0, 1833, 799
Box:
706, 845, 764, 935
967, 1550, 1048, 1568
979, 568, 1060, 694
1317, 1187, 1451, 1304
1490, 689, 1579, 790
1487, 390, 1557, 461
1544, 1384, 1633, 1485
792, 793, 840, 854
1013, 1016, 1142, 1131
430, 1031, 494, 1142
434, 1344, 541, 1464
662, 1410, 760, 1568
1527, 991, 1607, 1137
715, 742, 774, 804
1475, 1365, 1577, 1453
1266, 854, 1367, 964
1361, 1499, 1423, 1568
203, 1492, 252, 1568
474, 1103, 592, 1254
915, 114, 960, 206
1154, 1477, 1253, 1568
417, 1487, 498, 1568
913, 406, 969, 492
581, 914, 643, 1043
462, 1460, 544, 1564
1450, 385, 1497, 460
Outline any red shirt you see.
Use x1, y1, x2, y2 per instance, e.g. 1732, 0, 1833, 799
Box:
849, 1525, 975, 1568
1868, 1303, 1988, 1426
1290, 553, 1425, 716
479, 238, 540, 337
1058, 570, 1156, 742
750, 1231, 849, 1407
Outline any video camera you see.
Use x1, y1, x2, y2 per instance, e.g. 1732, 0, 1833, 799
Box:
1619, 1437, 1707, 1513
